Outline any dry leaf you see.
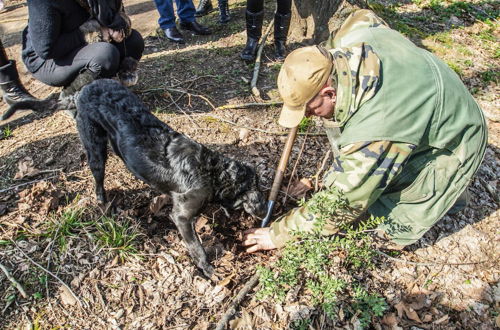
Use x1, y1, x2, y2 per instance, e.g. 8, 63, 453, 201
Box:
422, 313, 432, 323
382, 313, 398, 327
14, 157, 40, 180
229, 310, 253, 329
495, 315, 500, 328
287, 178, 313, 199
395, 301, 422, 323
433, 315, 449, 325
217, 274, 235, 287
195, 217, 209, 232
239, 128, 250, 141
59, 285, 77, 306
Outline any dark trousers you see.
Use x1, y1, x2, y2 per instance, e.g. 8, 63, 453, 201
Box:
32, 29, 144, 87
246, 0, 291, 14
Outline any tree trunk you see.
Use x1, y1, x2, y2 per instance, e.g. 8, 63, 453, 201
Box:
289, 0, 368, 44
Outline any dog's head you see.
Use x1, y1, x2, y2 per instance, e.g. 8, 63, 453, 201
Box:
219, 160, 267, 219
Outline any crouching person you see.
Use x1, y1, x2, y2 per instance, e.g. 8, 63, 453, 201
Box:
243, 10, 487, 252
21, 0, 144, 114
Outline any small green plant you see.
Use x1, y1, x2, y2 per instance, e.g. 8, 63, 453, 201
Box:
447, 61, 463, 77
1, 125, 13, 139
95, 216, 141, 262
291, 318, 312, 330
352, 286, 388, 327
298, 117, 314, 133
257, 187, 386, 327
33, 292, 43, 299
45, 208, 94, 251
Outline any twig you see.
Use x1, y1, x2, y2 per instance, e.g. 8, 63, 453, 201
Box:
166, 91, 200, 128
375, 250, 487, 267
0, 262, 28, 299
10, 239, 88, 308
314, 150, 332, 191
251, 19, 275, 98
215, 272, 260, 330
284, 129, 309, 204
0, 174, 60, 194
0, 170, 83, 194
216, 102, 283, 110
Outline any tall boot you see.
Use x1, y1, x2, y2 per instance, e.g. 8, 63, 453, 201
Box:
240, 10, 264, 62
218, 0, 230, 24
195, 0, 213, 17
0, 60, 35, 105
274, 12, 291, 61
59, 70, 98, 118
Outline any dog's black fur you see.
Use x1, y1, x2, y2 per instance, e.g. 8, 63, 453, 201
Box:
75, 79, 266, 277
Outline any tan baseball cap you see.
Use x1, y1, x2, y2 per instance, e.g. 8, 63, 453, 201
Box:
277, 46, 334, 128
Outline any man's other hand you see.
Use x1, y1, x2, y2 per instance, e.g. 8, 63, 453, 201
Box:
242, 227, 277, 253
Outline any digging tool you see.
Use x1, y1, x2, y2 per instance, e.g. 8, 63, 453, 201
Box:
261, 126, 298, 227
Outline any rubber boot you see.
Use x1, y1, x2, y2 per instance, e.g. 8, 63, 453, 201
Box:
274, 12, 291, 61
240, 10, 264, 62
195, 0, 213, 17
0, 60, 35, 105
218, 0, 230, 24
59, 70, 98, 118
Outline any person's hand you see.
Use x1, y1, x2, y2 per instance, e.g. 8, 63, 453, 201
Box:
100, 26, 112, 42
109, 29, 125, 43
242, 227, 277, 253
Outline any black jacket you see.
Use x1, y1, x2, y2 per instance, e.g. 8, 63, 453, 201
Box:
22, 0, 91, 73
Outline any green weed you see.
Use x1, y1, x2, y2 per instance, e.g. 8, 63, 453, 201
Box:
257, 187, 387, 327
45, 208, 94, 251
1, 125, 13, 139
480, 69, 499, 84
298, 117, 314, 133
447, 61, 463, 76
95, 216, 141, 262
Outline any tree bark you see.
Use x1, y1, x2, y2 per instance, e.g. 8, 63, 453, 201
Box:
289, 0, 368, 44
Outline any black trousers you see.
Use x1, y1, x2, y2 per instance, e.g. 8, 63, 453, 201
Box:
32, 29, 144, 87
246, 0, 291, 14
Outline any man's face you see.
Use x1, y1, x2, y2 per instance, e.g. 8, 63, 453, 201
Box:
305, 90, 336, 119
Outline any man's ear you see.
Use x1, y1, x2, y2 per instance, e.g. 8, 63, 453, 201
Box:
319, 86, 336, 100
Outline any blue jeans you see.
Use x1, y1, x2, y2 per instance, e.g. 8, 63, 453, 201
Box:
153, 0, 196, 29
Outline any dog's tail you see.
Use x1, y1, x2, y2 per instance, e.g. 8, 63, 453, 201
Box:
1, 93, 60, 121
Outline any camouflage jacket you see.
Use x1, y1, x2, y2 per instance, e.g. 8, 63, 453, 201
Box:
269, 10, 487, 247
269, 11, 410, 247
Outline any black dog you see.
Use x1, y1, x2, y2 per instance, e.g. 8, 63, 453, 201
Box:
75, 79, 266, 277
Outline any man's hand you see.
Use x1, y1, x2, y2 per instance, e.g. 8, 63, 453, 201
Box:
242, 227, 277, 253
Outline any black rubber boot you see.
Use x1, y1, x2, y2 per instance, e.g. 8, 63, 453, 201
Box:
59, 70, 98, 118
240, 10, 264, 62
0, 60, 35, 105
218, 0, 230, 24
274, 12, 291, 61
195, 0, 213, 17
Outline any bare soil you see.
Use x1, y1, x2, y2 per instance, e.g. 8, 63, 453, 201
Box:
0, 0, 498, 329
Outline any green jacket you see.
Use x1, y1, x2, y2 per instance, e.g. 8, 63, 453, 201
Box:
269, 10, 487, 247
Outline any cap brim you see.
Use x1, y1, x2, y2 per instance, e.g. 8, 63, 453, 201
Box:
278, 104, 306, 128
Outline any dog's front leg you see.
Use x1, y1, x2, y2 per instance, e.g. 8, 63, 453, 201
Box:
170, 189, 213, 277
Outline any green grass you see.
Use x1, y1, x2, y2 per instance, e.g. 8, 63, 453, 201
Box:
95, 216, 141, 262
298, 117, 314, 133
45, 208, 95, 251
257, 187, 387, 327
1, 125, 13, 139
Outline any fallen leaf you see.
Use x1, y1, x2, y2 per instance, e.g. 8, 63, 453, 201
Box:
14, 157, 40, 180
287, 178, 313, 199
217, 274, 235, 287
422, 313, 432, 323
395, 301, 422, 323
59, 285, 77, 306
495, 315, 500, 328
239, 128, 250, 141
195, 216, 209, 232
230, 309, 253, 329
433, 315, 449, 325
382, 313, 398, 327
